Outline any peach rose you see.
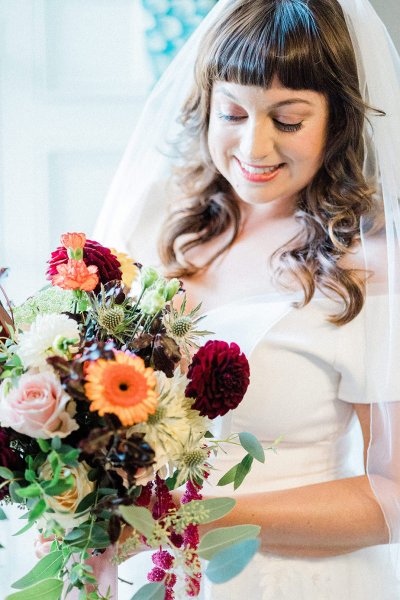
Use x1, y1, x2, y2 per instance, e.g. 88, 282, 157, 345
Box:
40, 460, 95, 529
0, 370, 78, 439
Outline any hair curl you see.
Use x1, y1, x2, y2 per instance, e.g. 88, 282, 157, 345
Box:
159, 0, 383, 325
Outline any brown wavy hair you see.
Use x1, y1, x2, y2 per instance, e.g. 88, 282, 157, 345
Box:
158, 0, 383, 325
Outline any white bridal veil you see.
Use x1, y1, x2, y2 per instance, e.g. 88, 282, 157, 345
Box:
94, 0, 400, 579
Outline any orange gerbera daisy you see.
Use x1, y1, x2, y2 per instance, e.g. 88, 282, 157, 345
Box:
84, 351, 158, 426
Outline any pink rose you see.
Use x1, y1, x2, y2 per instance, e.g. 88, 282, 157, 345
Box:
34, 532, 55, 559
0, 370, 79, 439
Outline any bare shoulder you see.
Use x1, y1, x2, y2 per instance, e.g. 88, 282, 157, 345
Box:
338, 233, 388, 286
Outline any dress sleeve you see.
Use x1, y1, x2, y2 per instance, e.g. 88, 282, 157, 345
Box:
336, 295, 400, 404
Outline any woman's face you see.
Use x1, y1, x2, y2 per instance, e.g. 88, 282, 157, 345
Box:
208, 78, 329, 213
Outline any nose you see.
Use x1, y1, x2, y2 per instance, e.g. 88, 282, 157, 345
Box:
239, 118, 275, 163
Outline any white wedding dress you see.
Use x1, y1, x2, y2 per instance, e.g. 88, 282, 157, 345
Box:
119, 291, 400, 600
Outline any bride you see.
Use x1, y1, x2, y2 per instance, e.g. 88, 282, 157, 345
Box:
95, 0, 400, 598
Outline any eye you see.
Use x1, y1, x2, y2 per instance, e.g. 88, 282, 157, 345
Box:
216, 112, 246, 122
273, 119, 303, 132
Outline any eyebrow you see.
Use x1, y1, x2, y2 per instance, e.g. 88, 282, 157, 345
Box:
215, 86, 313, 108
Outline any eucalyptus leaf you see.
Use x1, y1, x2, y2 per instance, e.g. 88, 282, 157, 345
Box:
12, 551, 64, 589
0, 507, 7, 520
13, 519, 35, 536
234, 454, 254, 490
5, 578, 63, 600
177, 498, 235, 524
9, 481, 21, 503
51, 437, 61, 451
217, 464, 238, 487
205, 538, 260, 584
198, 524, 261, 560
120, 506, 155, 539
239, 432, 265, 463
0, 466, 14, 479
130, 582, 165, 600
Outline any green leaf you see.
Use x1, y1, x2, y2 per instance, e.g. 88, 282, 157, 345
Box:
13, 519, 36, 536
51, 437, 61, 451
12, 551, 64, 589
198, 524, 261, 560
9, 481, 22, 502
0, 466, 14, 479
204, 430, 214, 439
27, 498, 47, 522
0, 507, 7, 520
64, 528, 85, 542
239, 432, 265, 463
37, 439, 50, 453
15, 483, 42, 498
165, 470, 180, 491
5, 578, 63, 600
25, 469, 37, 483
120, 506, 156, 539
42, 476, 74, 497
130, 582, 165, 600
90, 524, 110, 548
205, 538, 260, 584
75, 490, 98, 514
177, 498, 236, 525
234, 454, 254, 490
217, 464, 238, 487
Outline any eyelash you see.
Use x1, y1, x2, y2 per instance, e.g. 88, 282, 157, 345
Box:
216, 113, 303, 132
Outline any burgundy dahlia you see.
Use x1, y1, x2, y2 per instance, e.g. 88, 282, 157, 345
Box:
0, 427, 23, 500
185, 340, 250, 419
46, 239, 122, 289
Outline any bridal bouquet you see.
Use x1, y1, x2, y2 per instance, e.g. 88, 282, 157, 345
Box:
0, 233, 267, 600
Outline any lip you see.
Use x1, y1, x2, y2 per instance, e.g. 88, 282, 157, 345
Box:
235, 158, 284, 183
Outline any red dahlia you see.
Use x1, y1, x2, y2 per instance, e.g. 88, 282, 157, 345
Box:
185, 340, 250, 419
46, 239, 122, 289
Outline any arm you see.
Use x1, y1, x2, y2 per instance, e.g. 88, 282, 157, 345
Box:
199, 404, 389, 558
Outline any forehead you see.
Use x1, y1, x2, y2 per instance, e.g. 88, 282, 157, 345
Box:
212, 79, 328, 111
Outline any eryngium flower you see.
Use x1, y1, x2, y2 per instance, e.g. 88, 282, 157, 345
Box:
47, 239, 122, 289
185, 340, 250, 419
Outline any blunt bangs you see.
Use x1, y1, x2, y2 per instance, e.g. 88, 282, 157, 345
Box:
204, 0, 328, 92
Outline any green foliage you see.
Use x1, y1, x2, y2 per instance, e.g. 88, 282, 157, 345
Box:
233, 454, 254, 490
0, 506, 7, 520
64, 522, 110, 550
11, 551, 64, 589
0, 466, 14, 479
119, 506, 156, 539
239, 432, 265, 463
205, 538, 260, 584
177, 497, 236, 524
216, 452, 254, 490
198, 524, 260, 560
130, 583, 165, 600
5, 578, 64, 600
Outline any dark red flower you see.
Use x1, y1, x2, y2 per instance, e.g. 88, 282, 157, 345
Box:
46, 239, 122, 289
0, 427, 23, 500
185, 340, 250, 419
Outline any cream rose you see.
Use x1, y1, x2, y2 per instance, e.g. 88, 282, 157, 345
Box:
40, 460, 95, 529
0, 370, 79, 439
